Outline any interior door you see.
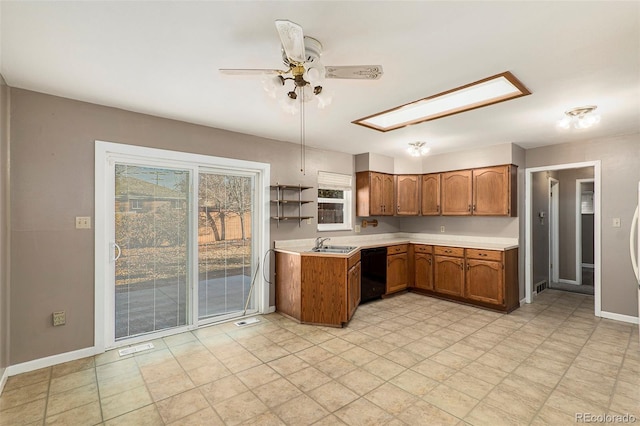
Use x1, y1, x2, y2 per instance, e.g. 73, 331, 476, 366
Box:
114, 164, 191, 341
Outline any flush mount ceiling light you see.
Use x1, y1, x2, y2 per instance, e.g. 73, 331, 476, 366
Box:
407, 142, 430, 157
353, 71, 531, 132
556, 105, 601, 130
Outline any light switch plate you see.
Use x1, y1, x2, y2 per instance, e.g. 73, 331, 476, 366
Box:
440, 225, 445, 233
52, 311, 66, 326
355, 225, 361, 233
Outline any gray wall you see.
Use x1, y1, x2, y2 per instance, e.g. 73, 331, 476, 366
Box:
8, 88, 398, 364
531, 171, 553, 287
0, 76, 9, 375
557, 167, 594, 281
526, 133, 640, 317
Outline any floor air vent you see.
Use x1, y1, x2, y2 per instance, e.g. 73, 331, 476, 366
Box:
235, 317, 260, 327
535, 280, 548, 293
118, 342, 155, 357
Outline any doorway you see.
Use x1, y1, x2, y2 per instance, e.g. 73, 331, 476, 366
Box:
95, 141, 270, 350
525, 161, 601, 316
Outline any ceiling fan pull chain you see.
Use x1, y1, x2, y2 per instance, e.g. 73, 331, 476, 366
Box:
300, 86, 305, 175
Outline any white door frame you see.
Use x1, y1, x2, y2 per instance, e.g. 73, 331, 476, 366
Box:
548, 177, 559, 284
576, 178, 595, 285
95, 141, 270, 351
525, 160, 601, 317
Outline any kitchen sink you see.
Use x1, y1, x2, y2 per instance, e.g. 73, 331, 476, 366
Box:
309, 245, 357, 254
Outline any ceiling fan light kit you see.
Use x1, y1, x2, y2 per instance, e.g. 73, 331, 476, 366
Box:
557, 105, 601, 130
220, 19, 383, 174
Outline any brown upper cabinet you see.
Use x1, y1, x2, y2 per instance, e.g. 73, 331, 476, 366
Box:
395, 175, 420, 215
441, 170, 472, 215
356, 164, 517, 218
356, 171, 394, 217
420, 173, 441, 216
472, 165, 517, 217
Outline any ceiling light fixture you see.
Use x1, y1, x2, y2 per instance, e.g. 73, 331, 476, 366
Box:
556, 105, 601, 130
407, 142, 430, 157
353, 71, 531, 132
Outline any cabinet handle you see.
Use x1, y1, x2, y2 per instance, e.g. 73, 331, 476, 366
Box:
479, 253, 487, 257
428, 258, 432, 265
460, 263, 464, 270
397, 205, 400, 213
473, 204, 476, 211
445, 250, 451, 253
466, 264, 470, 271
468, 204, 471, 212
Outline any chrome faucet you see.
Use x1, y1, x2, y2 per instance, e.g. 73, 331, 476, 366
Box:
314, 237, 330, 249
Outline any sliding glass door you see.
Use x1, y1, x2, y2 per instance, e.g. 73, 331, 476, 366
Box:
114, 164, 190, 341
198, 171, 256, 320
96, 142, 269, 348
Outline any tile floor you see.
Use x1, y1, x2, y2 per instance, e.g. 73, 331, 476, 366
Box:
1, 289, 638, 425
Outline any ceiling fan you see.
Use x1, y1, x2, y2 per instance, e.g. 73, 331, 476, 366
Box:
220, 20, 383, 107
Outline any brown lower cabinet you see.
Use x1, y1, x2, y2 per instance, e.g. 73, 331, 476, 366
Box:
413, 245, 519, 312
275, 251, 361, 327
433, 253, 465, 297
414, 245, 434, 291
386, 245, 408, 294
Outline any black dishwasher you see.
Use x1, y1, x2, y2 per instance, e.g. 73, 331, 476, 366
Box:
361, 247, 387, 303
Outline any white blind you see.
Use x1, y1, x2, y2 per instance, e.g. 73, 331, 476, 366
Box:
317, 171, 352, 190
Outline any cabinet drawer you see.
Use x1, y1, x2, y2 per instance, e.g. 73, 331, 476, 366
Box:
387, 244, 408, 255
434, 246, 464, 257
348, 252, 361, 269
466, 248, 502, 261
413, 244, 433, 254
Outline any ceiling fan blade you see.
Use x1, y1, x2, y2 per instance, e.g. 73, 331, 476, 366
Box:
324, 65, 384, 80
275, 19, 306, 64
219, 68, 285, 76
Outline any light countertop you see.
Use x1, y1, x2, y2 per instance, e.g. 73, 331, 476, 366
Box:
274, 232, 519, 257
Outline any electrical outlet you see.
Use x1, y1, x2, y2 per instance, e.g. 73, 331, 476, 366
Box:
75, 216, 91, 229
612, 218, 621, 228
355, 224, 361, 233
440, 225, 445, 233
52, 311, 66, 326
306, 218, 312, 225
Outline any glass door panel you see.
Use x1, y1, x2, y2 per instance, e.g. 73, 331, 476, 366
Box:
198, 172, 254, 319
114, 164, 190, 340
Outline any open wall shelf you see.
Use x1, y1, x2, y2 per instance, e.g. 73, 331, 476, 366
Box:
271, 185, 314, 227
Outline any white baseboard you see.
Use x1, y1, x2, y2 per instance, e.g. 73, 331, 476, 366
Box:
0, 367, 7, 395
5, 346, 99, 378
266, 306, 276, 314
519, 297, 527, 306
558, 279, 580, 285
600, 311, 639, 325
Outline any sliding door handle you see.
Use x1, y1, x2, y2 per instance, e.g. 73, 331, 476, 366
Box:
113, 242, 122, 262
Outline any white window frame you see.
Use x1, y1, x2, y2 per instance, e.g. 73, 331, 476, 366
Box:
317, 171, 353, 232
95, 140, 270, 351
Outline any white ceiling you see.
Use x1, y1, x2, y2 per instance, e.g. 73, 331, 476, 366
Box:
1, 1, 639, 158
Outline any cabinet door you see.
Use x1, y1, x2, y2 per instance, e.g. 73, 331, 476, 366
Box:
473, 166, 510, 216
386, 253, 408, 294
421, 174, 441, 216
382, 173, 395, 216
347, 262, 361, 321
370, 172, 385, 216
396, 175, 420, 216
441, 170, 472, 215
465, 259, 503, 305
414, 253, 433, 290
434, 255, 464, 296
